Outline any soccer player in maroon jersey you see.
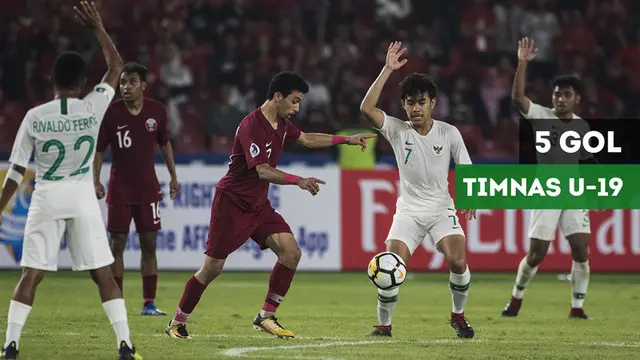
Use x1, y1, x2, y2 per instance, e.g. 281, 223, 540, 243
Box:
164, 72, 374, 339
94, 62, 180, 316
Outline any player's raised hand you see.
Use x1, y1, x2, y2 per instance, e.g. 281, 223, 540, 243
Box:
461, 209, 477, 220
95, 182, 106, 200
517, 37, 538, 62
169, 178, 180, 200
347, 134, 377, 151
73, 1, 104, 29
297, 177, 326, 196
385, 41, 408, 70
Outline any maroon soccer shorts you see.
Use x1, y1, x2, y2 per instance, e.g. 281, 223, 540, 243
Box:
107, 202, 162, 234
205, 190, 292, 259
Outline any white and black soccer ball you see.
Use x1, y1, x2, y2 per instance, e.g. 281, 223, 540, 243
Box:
367, 252, 408, 290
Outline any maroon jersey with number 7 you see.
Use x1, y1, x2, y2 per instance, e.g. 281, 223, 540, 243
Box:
96, 98, 169, 205
216, 108, 301, 210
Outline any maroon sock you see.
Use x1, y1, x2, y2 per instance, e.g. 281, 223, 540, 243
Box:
261, 262, 296, 314
142, 274, 158, 303
114, 276, 123, 292
173, 276, 207, 323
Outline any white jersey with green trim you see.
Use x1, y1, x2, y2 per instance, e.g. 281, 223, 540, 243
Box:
376, 111, 472, 213
8, 83, 115, 220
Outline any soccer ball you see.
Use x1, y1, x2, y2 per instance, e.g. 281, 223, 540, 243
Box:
367, 252, 407, 290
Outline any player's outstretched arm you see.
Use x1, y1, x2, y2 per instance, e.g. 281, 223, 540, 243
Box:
255, 163, 325, 196
512, 37, 538, 115
297, 132, 376, 151
360, 41, 407, 129
73, 1, 124, 89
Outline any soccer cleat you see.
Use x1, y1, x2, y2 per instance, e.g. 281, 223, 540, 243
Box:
0, 341, 18, 360
141, 301, 167, 316
165, 321, 192, 339
450, 313, 475, 338
118, 341, 142, 360
253, 314, 294, 338
367, 325, 392, 337
502, 296, 522, 317
569, 308, 590, 319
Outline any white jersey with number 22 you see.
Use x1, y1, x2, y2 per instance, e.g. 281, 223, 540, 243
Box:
8, 83, 116, 220
377, 112, 472, 213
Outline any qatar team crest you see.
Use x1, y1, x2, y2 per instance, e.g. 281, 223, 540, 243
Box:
145, 118, 158, 132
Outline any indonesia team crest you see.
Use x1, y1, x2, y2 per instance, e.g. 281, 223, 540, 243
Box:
145, 118, 158, 132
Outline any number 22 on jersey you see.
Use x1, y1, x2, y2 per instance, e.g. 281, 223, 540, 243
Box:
42, 136, 95, 181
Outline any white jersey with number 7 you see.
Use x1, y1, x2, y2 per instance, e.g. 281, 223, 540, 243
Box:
377, 111, 472, 213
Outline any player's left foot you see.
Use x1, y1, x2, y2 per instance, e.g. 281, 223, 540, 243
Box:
569, 308, 590, 319
118, 341, 142, 360
141, 301, 167, 316
450, 313, 475, 339
0, 341, 18, 360
253, 313, 295, 338
367, 325, 392, 337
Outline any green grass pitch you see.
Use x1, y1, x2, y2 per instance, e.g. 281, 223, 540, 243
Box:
1, 271, 638, 359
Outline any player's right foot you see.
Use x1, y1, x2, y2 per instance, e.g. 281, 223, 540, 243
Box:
502, 296, 522, 317
569, 308, 590, 319
367, 325, 392, 337
253, 314, 295, 339
165, 321, 192, 339
0, 341, 18, 360
141, 301, 167, 316
450, 313, 475, 339
118, 341, 142, 360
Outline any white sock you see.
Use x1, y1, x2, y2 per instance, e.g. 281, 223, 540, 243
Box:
570, 260, 590, 308
513, 257, 538, 299
4, 300, 32, 350
377, 287, 399, 326
102, 298, 132, 349
449, 266, 471, 314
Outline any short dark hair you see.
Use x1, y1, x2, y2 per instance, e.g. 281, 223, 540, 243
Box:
552, 75, 583, 96
266, 71, 309, 99
53, 52, 86, 89
399, 73, 438, 101
122, 62, 148, 81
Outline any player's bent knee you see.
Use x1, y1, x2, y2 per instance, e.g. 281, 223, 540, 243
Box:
447, 257, 467, 274
110, 233, 128, 255
89, 265, 115, 285
386, 239, 411, 264
197, 256, 225, 284
279, 246, 302, 268
20, 267, 44, 287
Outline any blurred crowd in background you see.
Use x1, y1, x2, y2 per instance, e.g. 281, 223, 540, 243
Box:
0, 0, 638, 159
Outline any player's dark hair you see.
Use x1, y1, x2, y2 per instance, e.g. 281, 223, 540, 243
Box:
552, 75, 583, 96
266, 71, 309, 99
122, 62, 148, 81
52, 51, 86, 89
399, 73, 438, 101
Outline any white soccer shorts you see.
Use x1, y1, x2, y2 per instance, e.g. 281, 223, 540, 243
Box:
21, 215, 114, 271
528, 209, 591, 241
386, 207, 465, 254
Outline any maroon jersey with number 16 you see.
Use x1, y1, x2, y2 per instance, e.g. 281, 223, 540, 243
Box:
216, 108, 301, 210
96, 98, 169, 205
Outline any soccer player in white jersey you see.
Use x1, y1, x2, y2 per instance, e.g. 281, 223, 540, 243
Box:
0, 2, 142, 359
502, 37, 593, 320
360, 41, 477, 338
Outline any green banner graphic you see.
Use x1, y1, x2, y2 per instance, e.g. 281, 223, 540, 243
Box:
455, 164, 640, 210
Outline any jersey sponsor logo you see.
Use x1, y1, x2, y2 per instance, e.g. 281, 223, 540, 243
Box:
117, 125, 128, 130
96, 87, 106, 93
405, 140, 414, 145
145, 118, 158, 132
433, 145, 443, 154
250, 143, 260, 157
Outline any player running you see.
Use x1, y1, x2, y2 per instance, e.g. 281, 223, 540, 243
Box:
165, 71, 375, 339
502, 38, 592, 320
360, 42, 477, 339
0, 2, 141, 359
94, 62, 180, 316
